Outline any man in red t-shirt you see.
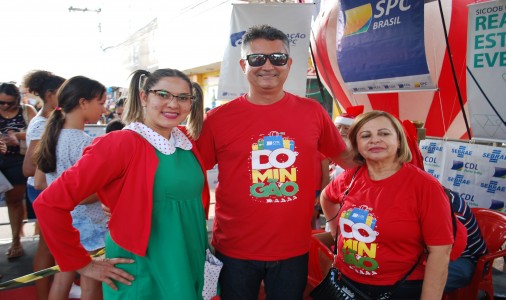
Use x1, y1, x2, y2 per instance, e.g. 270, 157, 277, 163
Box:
197, 25, 353, 299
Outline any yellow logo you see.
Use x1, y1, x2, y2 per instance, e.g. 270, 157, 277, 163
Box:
344, 4, 373, 37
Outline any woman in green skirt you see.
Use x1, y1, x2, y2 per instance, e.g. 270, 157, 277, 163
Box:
34, 69, 210, 299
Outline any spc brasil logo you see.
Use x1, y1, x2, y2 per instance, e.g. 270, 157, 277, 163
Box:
250, 131, 298, 203
343, 4, 373, 36
340, 206, 379, 276
343, 0, 411, 36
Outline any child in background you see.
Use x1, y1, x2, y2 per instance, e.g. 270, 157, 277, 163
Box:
34, 76, 108, 300
105, 119, 125, 133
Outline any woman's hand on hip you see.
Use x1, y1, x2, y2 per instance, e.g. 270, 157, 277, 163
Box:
77, 257, 135, 290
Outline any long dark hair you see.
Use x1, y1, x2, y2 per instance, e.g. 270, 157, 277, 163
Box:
35, 76, 106, 173
123, 68, 204, 140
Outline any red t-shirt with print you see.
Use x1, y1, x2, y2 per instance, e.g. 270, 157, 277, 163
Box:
324, 164, 453, 285
197, 93, 346, 260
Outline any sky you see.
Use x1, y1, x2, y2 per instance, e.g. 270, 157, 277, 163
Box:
0, 0, 235, 87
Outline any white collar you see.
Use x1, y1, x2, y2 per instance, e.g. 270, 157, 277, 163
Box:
124, 122, 192, 155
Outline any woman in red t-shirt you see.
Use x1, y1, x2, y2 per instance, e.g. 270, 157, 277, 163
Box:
321, 110, 453, 300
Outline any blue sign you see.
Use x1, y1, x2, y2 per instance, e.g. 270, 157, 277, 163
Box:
337, 0, 428, 82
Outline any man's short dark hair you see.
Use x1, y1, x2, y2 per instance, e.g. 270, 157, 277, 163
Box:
241, 24, 290, 56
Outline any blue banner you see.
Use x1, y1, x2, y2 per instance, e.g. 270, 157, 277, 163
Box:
337, 0, 434, 92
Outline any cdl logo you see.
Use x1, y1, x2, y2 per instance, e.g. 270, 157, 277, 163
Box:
493, 167, 506, 179
424, 156, 438, 163
460, 193, 475, 202
451, 161, 479, 171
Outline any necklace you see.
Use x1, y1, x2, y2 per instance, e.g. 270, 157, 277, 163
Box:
0, 106, 20, 119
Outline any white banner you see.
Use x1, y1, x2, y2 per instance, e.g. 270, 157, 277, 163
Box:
217, 3, 314, 100
467, 2, 506, 142
421, 139, 506, 212
84, 124, 107, 139
419, 139, 445, 180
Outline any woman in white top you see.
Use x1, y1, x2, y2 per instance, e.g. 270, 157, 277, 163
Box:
22, 70, 65, 300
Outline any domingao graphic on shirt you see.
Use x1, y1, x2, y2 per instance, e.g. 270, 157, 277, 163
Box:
250, 131, 298, 203
340, 205, 379, 276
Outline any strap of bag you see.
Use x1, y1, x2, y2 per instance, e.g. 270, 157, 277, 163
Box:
331, 167, 360, 256
330, 166, 421, 296
443, 187, 458, 239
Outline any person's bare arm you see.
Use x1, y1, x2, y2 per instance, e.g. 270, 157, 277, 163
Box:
34, 168, 47, 190
0, 141, 6, 154
23, 139, 39, 177
329, 140, 357, 170
320, 188, 341, 239
421, 244, 451, 300
79, 194, 100, 205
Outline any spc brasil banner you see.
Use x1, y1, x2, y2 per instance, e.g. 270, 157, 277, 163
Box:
218, 3, 314, 100
336, 0, 434, 93
420, 139, 506, 212
467, 2, 506, 142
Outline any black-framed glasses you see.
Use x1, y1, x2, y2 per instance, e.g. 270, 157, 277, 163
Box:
0, 101, 16, 106
148, 90, 196, 104
244, 53, 289, 67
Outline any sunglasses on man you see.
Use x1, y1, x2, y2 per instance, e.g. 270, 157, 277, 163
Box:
244, 53, 289, 67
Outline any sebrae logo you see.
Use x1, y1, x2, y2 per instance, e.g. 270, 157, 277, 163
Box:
448, 174, 471, 187
452, 145, 473, 158
480, 180, 506, 194
421, 142, 443, 154
427, 169, 440, 179
483, 149, 506, 163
